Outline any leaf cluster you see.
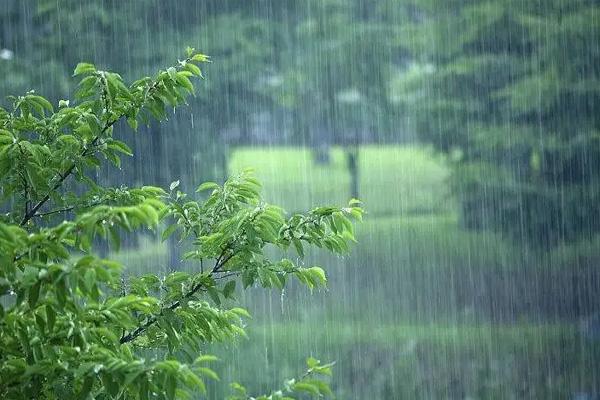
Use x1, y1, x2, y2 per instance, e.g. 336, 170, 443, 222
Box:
0, 50, 362, 399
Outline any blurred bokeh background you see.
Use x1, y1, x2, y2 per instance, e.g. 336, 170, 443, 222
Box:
2, 0, 599, 398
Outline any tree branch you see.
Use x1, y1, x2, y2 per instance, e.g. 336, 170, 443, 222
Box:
119, 247, 234, 345
33, 205, 78, 218
32, 198, 105, 218
19, 128, 110, 226
19, 61, 174, 227
119, 279, 207, 344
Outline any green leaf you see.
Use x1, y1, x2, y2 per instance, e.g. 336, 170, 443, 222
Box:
292, 382, 320, 395
166, 375, 176, 400
307, 357, 320, 369
197, 367, 219, 381
46, 305, 56, 331
196, 182, 219, 192
194, 355, 218, 364
28, 95, 54, 113
206, 287, 221, 305
73, 62, 96, 76
107, 140, 133, 156
162, 224, 179, 242
109, 227, 121, 252
242, 271, 255, 288
223, 280, 236, 298
83, 268, 96, 293
77, 376, 94, 400
165, 271, 190, 286
127, 116, 138, 131
28, 281, 41, 309
175, 72, 194, 93
293, 239, 304, 258
308, 267, 327, 286
167, 67, 177, 82
230, 307, 251, 318
185, 63, 202, 77
191, 53, 210, 63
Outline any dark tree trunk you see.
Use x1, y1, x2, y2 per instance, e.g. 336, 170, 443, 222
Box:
346, 146, 359, 199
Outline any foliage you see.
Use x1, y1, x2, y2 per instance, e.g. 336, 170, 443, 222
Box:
5, 1, 599, 246
0, 52, 363, 399
0, 1, 410, 146
396, 0, 600, 246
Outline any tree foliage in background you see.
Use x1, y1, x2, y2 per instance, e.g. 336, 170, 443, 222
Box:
3, 0, 598, 246
395, 0, 600, 246
0, 0, 410, 200
0, 0, 252, 191
0, 51, 363, 399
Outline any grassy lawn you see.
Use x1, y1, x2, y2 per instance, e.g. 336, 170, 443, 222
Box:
229, 145, 453, 216
207, 322, 598, 399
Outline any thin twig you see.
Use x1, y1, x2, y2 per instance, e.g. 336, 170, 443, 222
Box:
33, 199, 104, 218
33, 205, 77, 217
20, 131, 109, 226
19, 60, 175, 228
119, 247, 233, 344
213, 271, 240, 280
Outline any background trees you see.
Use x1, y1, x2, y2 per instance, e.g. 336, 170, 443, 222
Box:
3, 0, 599, 247
396, 0, 600, 246
0, 1, 406, 200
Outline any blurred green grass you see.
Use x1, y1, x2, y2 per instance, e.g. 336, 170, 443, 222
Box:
229, 145, 453, 216
208, 322, 598, 399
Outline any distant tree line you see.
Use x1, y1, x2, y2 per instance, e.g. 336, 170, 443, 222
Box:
395, 0, 600, 246
1, 0, 598, 247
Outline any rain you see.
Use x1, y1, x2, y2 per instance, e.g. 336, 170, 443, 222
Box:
1, 0, 599, 398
